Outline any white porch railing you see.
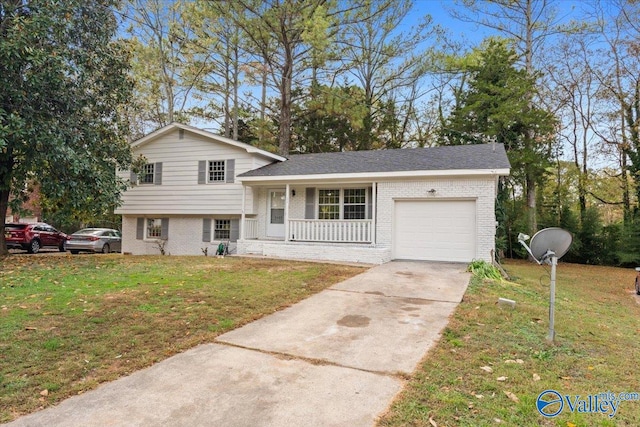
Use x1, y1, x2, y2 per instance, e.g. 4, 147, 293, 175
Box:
244, 218, 258, 239
289, 219, 372, 243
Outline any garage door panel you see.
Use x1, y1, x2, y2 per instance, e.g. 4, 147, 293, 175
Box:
394, 200, 476, 262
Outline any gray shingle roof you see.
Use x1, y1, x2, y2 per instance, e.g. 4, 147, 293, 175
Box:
238, 143, 510, 178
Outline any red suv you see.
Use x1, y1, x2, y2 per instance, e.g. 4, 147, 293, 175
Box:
5, 223, 68, 254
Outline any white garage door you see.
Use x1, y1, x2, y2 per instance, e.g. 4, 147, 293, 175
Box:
394, 200, 476, 262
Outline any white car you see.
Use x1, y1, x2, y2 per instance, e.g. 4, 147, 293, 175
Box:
67, 228, 122, 254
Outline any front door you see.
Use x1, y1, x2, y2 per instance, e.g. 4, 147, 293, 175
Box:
267, 189, 285, 238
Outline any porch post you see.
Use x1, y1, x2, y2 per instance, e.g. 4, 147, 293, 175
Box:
284, 184, 290, 242
371, 182, 377, 245
240, 185, 246, 241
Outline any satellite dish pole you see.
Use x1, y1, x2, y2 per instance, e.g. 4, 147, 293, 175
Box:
518, 228, 572, 342
548, 251, 558, 342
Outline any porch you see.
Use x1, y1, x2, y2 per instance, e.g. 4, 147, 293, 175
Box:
243, 217, 373, 243
236, 238, 391, 265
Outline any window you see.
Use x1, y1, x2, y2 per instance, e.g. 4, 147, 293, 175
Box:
317, 188, 367, 220
209, 160, 225, 182
318, 189, 340, 220
141, 163, 155, 184
214, 219, 230, 240
146, 218, 162, 238
343, 189, 366, 219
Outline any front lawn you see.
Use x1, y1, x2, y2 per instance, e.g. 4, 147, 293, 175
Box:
0, 254, 365, 422
379, 260, 640, 426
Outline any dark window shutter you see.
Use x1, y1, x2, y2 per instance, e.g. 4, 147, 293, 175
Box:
154, 162, 163, 185
230, 219, 239, 242
202, 218, 211, 242
136, 218, 144, 240
130, 170, 137, 185
160, 218, 169, 240
226, 159, 235, 183
198, 161, 206, 184
305, 188, 316, 219
367, 187, 373, 220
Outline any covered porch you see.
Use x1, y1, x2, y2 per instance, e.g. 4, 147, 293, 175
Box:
239, 183, 377, 245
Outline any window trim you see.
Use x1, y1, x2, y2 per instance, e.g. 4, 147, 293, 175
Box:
140, 163, 155, 185
316, 187, 368, 220
214, 219, 231, 240
208, 160, 226, 183
343, 188, 367, 220
145, 218, 163, 239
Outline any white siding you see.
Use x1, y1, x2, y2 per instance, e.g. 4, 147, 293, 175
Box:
115, 129, 274, 215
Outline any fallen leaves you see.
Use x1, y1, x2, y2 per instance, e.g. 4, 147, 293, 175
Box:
480, 366, 493, 373
504, 391, 519, 403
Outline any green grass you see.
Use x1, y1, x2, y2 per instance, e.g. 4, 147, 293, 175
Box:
379, 260, 640, 427
0, 254, 365, 422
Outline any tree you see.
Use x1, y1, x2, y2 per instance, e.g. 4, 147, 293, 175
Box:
0, 0, 133, 255
439, 40, 556, 247
590, 1, 640, 220
221, 0, 337, 156
291, 83, 368, 153
545, 33, 604, 224
340, 0, 436, 150
125, 0, 204, 133
449, 0, 574, 234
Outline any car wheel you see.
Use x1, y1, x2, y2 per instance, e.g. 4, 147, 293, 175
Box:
70, 250, 79, 255
101, 243, 110, 254
636, 278, 640, 296
27, 239, 40, 254
59, 241, 67, 252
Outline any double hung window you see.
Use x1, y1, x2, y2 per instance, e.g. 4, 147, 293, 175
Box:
317, 188, 367, 220
140, 163, 155, 184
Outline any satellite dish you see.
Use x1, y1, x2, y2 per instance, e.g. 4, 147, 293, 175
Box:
529, 228, 572, 262
517, 227, 573, 343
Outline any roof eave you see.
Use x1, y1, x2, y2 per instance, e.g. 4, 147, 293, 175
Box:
238, 168, 511, 184
131, 122, 286, 162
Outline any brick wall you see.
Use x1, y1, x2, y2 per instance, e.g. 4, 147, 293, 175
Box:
376, 177, 497, 262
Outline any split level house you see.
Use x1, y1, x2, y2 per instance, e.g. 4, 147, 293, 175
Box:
115, 122, 510, 264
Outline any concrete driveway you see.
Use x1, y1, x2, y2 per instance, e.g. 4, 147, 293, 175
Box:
5, 261, 469, 427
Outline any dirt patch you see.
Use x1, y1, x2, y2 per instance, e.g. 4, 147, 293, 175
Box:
337, 314, 371, 328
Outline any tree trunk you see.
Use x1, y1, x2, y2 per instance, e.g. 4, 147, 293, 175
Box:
232, 38, 239, 141
278, 44, 293, 156
0, 150, 14, 255
0, 188, 9, 255
526, 173, 537, 235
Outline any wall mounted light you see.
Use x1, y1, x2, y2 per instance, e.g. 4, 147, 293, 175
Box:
291, 189, 296, 197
